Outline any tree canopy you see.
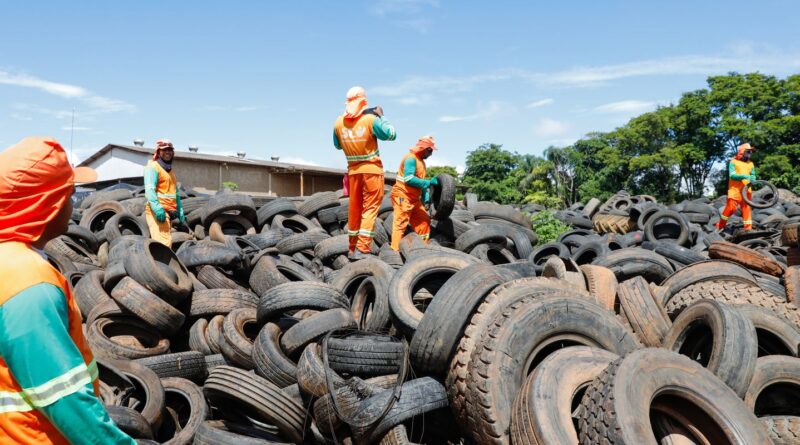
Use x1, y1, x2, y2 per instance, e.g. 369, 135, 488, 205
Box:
448, 72, 800, 207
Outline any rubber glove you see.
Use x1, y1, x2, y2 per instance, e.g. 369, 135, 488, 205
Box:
178, 207, 186, 223
153, 205, 167, 222
423, 188, 431, 204
430, 176, 440, 187
749, 174, 756, 182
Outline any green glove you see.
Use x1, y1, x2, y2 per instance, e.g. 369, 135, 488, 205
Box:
423, 188, 431, 204
430, 176, 439, 187
749, 174, 756, 182
153, 205, 167, 222
179, 207, 186, 223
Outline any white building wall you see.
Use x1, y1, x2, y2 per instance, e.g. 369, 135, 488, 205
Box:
89, 148, 150, 181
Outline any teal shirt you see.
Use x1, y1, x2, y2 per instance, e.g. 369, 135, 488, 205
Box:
333, 115, 397, 149
0, 283, 135, 444
728, 161, 756, 180
144, 164, 164, 213
402, 157, 430, 189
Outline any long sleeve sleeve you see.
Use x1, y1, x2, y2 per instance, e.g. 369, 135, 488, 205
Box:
751, 165, 756, 180
402, 157, 430, 189
372, 116, 397, 141
144, 165, 164, 213
0, 283, 136, 444
333, 128, 342, 150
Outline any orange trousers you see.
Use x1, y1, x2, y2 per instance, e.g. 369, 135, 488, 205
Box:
347, 173, 384, 253
145, 205, 173, 247
717, 198, 752, 230
390, 190, 430, 251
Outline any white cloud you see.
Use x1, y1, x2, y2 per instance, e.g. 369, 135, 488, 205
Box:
527, 98, 554, 109
595, 100, 657, 113
0, 70, 86, 98
0, 69, 135, 114
438, 101, 507, 123
371, 48, 800, 98
534, 118, 571, 138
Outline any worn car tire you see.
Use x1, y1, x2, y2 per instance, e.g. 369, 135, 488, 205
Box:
662, 299, 758, 397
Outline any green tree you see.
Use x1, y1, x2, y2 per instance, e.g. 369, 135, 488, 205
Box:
426, 165, 459, 180
462, 143, 523, 204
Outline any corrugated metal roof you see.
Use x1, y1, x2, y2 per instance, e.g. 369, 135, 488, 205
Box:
78, 143, 397, 179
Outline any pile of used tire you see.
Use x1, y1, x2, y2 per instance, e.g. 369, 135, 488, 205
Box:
49, 176, 800, 444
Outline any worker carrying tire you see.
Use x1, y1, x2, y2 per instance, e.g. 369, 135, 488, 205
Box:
144, 139, 185, 247
717, 142, 757, 231
333, 86, 397, 259
0, 137, 136, 444
390, 136, 438, 251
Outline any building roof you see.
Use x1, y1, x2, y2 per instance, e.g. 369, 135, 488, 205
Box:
79, 143, 356, 176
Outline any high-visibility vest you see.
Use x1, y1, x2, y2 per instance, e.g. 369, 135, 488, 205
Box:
0, 241, 99, 444
392, 152, 426, 202
145, 160, 178, 212
334, 114, 383, 175
728, 159, 754, 201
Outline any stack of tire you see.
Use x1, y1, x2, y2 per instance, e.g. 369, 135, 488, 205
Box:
49, 177, 800, 444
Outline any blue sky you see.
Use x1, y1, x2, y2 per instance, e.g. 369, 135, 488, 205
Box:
2, 0, 799, 173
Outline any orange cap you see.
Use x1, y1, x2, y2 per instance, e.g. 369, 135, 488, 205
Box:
344, 86, 368, 118
153, 139, 174, 160
0, 137, 96, 244
411, 135, 437, 154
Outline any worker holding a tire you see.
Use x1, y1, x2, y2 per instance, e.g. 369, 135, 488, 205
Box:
144, 139, 185, 247
390, 136, 438, 251
0, 137, 136, 444
333, 86, 397, 259
717, 143, 756, 231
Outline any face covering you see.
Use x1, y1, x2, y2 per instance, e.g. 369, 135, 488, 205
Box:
742, 152, 751, 162
157, 156, 173, 172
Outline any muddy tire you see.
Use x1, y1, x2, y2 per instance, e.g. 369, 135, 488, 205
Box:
511, 347, 618, 445
761, 416, 800, 445
219, 308, 258, 369
665, 280, 800, 329
735, 304, 800, 357
592, 247, 674, 284
579, 264, 618, 311
577, 348, 771, 445
125, 238, 192, 305
188, 289, 258, 318
744, 356, 800, 417
110, 277, 185, 336
617, 276, 671, 346
411, 264, 524, 376
326, 334, 405, 377
662, 299, 758, 397
73, 270, 112, 318
709, 241, 786, 277
464, 296, 639, 445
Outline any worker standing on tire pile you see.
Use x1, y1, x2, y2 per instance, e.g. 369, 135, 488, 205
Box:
390, 136, 438, 251
0, 137, 136, 444
717, 143, 757, 232
144, 139, 185, 247
333, 86, 397, 259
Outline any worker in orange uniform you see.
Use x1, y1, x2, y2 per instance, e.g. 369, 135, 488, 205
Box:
390, 136, 438, 251
144, 139, 185, 247
0, 137, 136, 444
717, 143, 757, 231
333, 86, 397, 259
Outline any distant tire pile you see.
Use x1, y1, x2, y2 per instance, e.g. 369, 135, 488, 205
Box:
52, 180, 800, 444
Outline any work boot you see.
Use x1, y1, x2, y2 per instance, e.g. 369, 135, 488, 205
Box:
349, 250, 368, 261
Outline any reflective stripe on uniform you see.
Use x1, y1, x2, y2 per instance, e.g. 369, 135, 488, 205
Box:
420, 234, 430, 239
345, 150, 380, 162
743, 220, 752, 225
719, 214, 729, 221
358, 230, 374, 237
0, 360, 97, 413
347, 230, 359, 237
157, 192, 177, 199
